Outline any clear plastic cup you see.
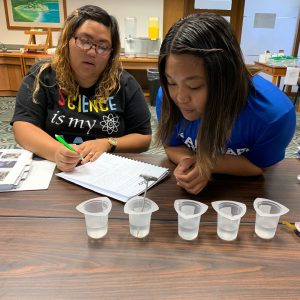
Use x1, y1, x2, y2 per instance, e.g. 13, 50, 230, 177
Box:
174, 199, 208, 240
253, 198, 289, 239
124, 196, 159, 238
76, 197, 112, 239
212, 200, 246, 241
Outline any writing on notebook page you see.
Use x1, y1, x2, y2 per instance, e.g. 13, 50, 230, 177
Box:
57, 153, 169, 202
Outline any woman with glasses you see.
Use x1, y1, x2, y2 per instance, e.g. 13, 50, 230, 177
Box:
11, 5, 151, 171
156, 13, 296, 194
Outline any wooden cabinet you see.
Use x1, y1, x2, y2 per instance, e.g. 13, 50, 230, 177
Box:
0, 53, 158, 97
0, 52, 51, 96
0, 55, 24, 96
21, 52, 52, 75
23, 57, 37, 75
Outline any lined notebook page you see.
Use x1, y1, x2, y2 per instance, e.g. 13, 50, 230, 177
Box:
56, 153, 169, 202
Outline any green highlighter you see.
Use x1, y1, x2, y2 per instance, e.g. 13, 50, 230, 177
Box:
55, 134, 83, 160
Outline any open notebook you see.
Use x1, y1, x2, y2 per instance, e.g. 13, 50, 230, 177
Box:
56, 153, 169, 202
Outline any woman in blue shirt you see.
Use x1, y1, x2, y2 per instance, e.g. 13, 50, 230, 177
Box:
156, 13, 296, 194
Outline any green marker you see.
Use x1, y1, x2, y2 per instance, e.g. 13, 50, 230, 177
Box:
55, 134, 83, 160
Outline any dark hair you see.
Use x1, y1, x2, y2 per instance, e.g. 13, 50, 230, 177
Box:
156, 13, 252, 178
33, 5, 121, 102
61, 5, 120, 58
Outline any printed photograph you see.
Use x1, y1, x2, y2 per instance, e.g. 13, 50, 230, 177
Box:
0, 160, 17, 168
0, 171, 9, 181
2, 153, 21, 159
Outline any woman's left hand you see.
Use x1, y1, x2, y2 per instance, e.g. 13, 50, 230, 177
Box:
174, 157, 210, 194
75, 139, 110, 163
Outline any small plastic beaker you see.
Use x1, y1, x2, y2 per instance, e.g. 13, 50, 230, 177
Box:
124, 196, 159, 238
253, 198, 289, 239
212, 201, 246, 241
76, 197, 112, 239
174, 199, 208, 240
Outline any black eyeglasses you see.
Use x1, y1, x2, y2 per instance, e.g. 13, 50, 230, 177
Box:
74, 36, 113, 56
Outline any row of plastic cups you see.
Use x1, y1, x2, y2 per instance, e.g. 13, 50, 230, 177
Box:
76, 197, 289, 241
176, 198, 289, 241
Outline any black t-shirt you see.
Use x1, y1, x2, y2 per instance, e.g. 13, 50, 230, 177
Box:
11, 61, 151, 144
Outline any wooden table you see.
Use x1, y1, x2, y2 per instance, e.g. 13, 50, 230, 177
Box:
254, 61, 287, 87
254, 61, 300, 111
0, 154, 300, 299
119, 56, 158, 70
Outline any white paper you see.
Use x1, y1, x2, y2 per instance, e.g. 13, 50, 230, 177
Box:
57, 153, 169, 202
0, 149, 33, 190
0, 160, 56, 192
284, 67, 299, 85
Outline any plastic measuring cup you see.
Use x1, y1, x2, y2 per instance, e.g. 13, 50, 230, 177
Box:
76, 197, 112, 239
212, 200, 246, 241
174, 199, 208, 240
124, 196, 159, 238
253, 198, 289, 239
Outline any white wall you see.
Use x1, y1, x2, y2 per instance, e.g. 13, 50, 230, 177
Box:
240, 0, 300, 90
241, 0, 300, 64
0, 0, 163, 48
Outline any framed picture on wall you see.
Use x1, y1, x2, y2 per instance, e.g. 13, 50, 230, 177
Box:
4, 0, 67, 30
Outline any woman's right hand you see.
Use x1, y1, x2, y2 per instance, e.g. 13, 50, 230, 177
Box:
174, 157, 209, 194
54, 146, 81, 172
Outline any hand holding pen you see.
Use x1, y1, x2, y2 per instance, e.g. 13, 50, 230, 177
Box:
55, 134, 84, 161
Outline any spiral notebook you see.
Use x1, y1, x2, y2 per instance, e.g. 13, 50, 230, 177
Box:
56, 153, 169, 202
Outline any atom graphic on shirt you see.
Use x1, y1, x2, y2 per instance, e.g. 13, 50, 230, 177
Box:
100, 113, 120, 134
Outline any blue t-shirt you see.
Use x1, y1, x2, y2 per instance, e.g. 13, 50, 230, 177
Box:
156, 75, 296, 168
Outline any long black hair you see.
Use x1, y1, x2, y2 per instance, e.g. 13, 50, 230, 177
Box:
156, 13, 252, 178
